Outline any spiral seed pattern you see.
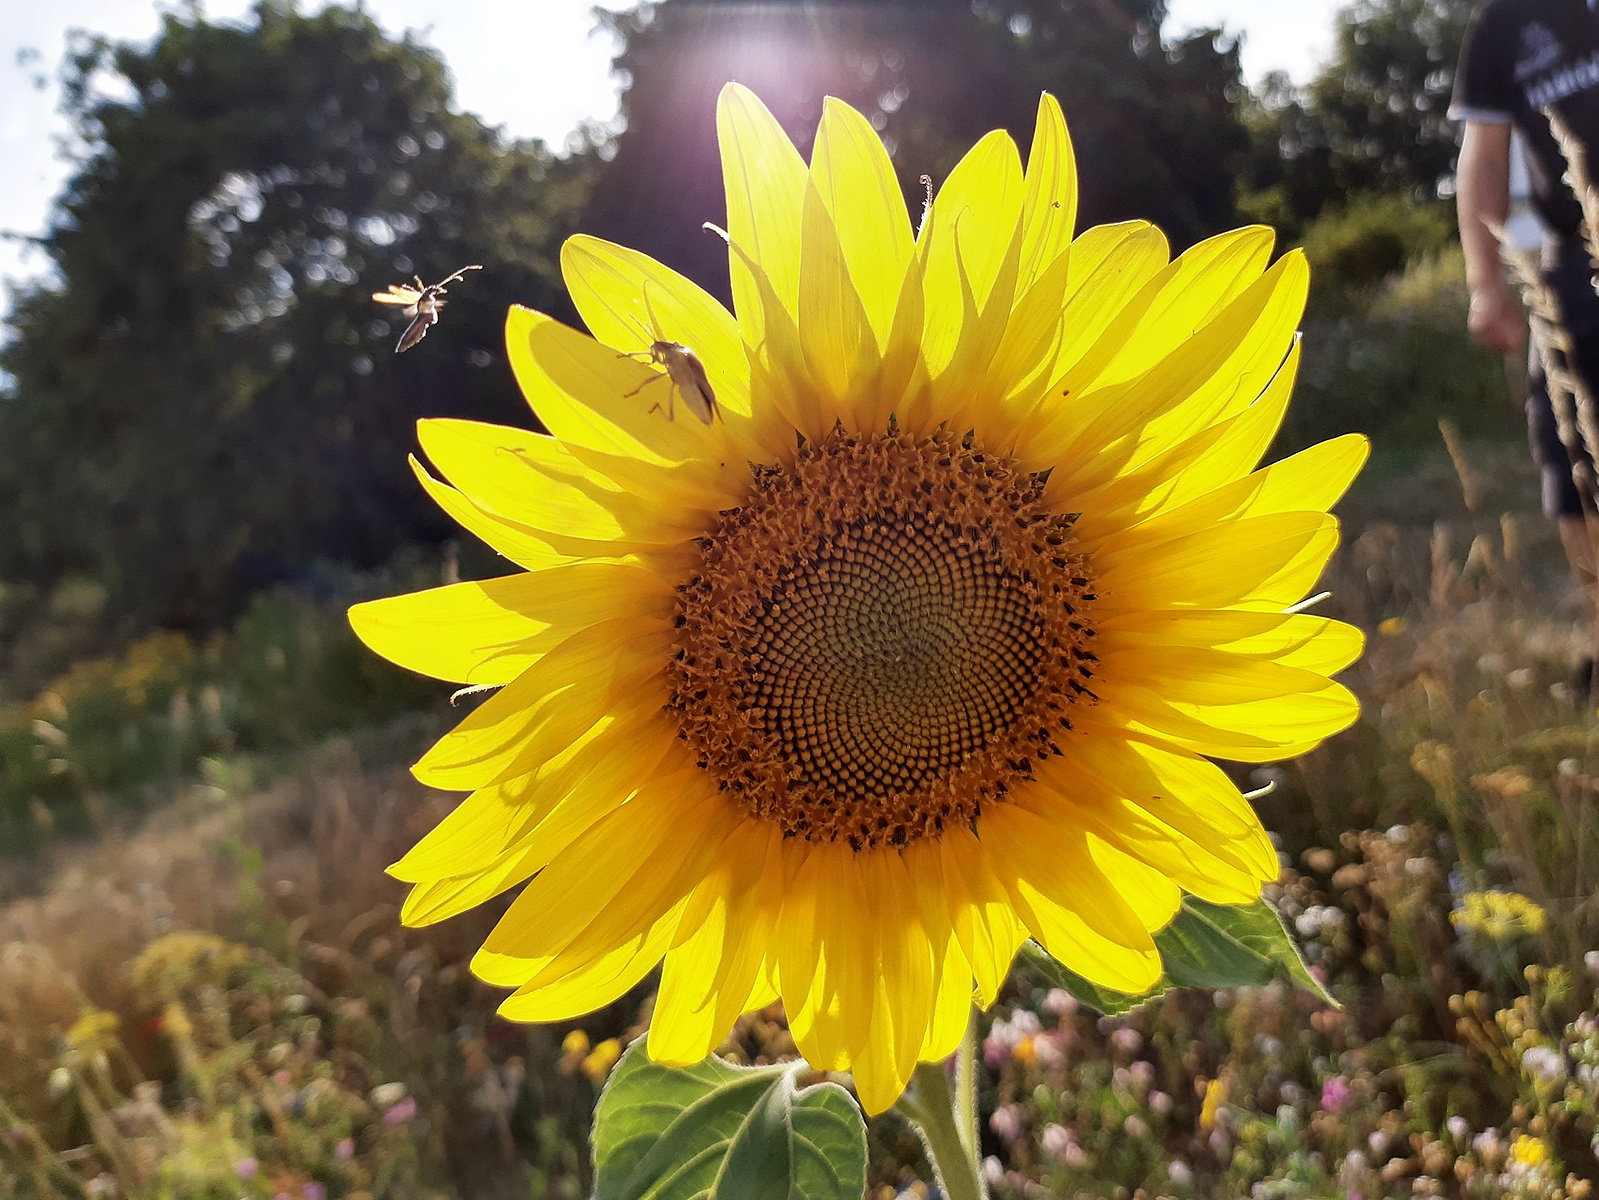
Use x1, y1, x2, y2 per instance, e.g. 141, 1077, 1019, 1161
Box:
670, 427, 1097, 849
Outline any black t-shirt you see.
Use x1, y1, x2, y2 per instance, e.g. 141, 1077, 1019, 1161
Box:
1452, 0, 1599, 245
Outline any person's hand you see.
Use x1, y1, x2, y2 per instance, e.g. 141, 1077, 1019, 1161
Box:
1468, 282, 1527, 354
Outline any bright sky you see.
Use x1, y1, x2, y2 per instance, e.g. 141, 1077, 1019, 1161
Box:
0, 0, 1347, 309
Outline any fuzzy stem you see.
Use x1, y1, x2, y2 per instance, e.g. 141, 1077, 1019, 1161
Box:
897, 1056, 986, 1200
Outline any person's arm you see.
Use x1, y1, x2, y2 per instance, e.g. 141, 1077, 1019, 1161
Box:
1456, 119, 1526, 354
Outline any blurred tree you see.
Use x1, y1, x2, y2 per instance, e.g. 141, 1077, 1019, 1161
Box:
0, 2, 594, 627
1239, 0, 1474, 237
582, 0, 1250, 303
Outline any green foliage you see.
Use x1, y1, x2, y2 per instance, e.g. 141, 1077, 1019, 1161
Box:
0, 568, 443, 853
1297, 191, 1456, 296
1021, 896, 1328, 1017
0, 2, 594, 627
1283, 246, 1519, 453
591, 1046, 867, 1200
1239, 0, 1474, 233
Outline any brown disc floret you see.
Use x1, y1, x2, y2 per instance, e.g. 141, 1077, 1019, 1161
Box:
669, 426, 1097, 849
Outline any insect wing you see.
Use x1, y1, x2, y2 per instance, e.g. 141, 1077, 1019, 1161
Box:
661, 345, 718, 424
395, 311, 436, 354
372, 284, 421, 306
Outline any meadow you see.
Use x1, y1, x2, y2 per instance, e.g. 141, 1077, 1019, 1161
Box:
4, 415, 1599, 1200
0, 0, 1574, 1194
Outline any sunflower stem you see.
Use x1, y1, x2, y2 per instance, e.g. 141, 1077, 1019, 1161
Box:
955, 1010, 980, 1166
899, 1057, 986, 1200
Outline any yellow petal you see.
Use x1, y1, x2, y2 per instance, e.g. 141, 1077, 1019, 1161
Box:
1098, 434, 1369, 562
473, 772, 733, 986
505, 306, 742, 471
799, 177, 879, 422
1089, 226, 1276, 389
932, 828, 1028, 1007
411, 617, 671, 790
718, 83, 807, 323
1110, 678, 1360, 762
560, 233, 751, 418
392, 710, 677, 887
409, 457, 582, 572
810, 96, 914, 345
417, 418, 703, 546
1051, 731, 1278, 880
860, 851, 934, 1108
498, 899, 684, 1022
1067, 338, 1303, 532
1100, 610, 1364, 677
978, 804, 1161, 993
918, 129, 1024, 377
650, 820, 785, 1065
1036, 250, 1307, 486
349, 564, 671, 686
1018, 93, 1077, 292
1085, 832, 1182, 932
1097, 511, 1339, 613
1019, 774, 1263, 905
1014, 221, 1169, 445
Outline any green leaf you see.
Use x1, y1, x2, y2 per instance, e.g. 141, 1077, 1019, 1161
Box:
591, 1042, 867, 1200
1021, 895, 1332, 1016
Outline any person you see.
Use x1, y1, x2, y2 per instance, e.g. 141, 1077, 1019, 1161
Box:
1453, 0, 1599, 683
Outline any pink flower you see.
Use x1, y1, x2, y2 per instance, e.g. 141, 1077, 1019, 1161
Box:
383, 1097, 418, 1125
334, 1138, 355, 1161
1320, 1076, 1351, 1113
234, 1158, 258, 1179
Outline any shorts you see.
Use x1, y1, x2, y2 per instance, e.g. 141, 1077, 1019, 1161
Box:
1529, 249, 1599, 519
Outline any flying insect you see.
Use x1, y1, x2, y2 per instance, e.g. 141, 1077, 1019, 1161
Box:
372, 264, 482, 353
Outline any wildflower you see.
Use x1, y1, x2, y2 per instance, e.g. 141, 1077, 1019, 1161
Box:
1168, 1159, 1194, 1187
64, 1009, 121, 1059
369, 1082, 407, 1110
1452, 890, 1548, 942
352, 85, 1363, 1114
990, 1103, 1025, 1143
1110, 1027, 1145, 1057
1042, 989, 1078, 1017
581, 1037, 623, 1084
234, 1159, 258, 1179
1200, 1077, 1227, 1131
1040, 1123, 1075, 1162
382, 1097, 418, 1125
1511, 1134, 1549, 1168
1377, 617, 1408, 637
334, 1138, 355, 1161
1522, 1045, 1566, 1084
1320, 1075, 1351, 1113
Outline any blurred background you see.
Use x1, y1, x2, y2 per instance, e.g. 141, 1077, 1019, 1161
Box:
2, 2, 1592, 1199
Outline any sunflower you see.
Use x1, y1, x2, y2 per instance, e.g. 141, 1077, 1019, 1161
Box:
350, 85, 1364, 1115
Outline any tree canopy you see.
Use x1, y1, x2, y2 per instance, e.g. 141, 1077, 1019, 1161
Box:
0, 0, 1490, 633
0, 2, 592, 625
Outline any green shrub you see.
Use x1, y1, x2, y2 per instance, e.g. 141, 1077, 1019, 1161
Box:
1282, 245, 1521, 455
1297, 191, 1457, 297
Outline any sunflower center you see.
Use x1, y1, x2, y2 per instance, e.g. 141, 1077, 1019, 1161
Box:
669, 427, 1097, 849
